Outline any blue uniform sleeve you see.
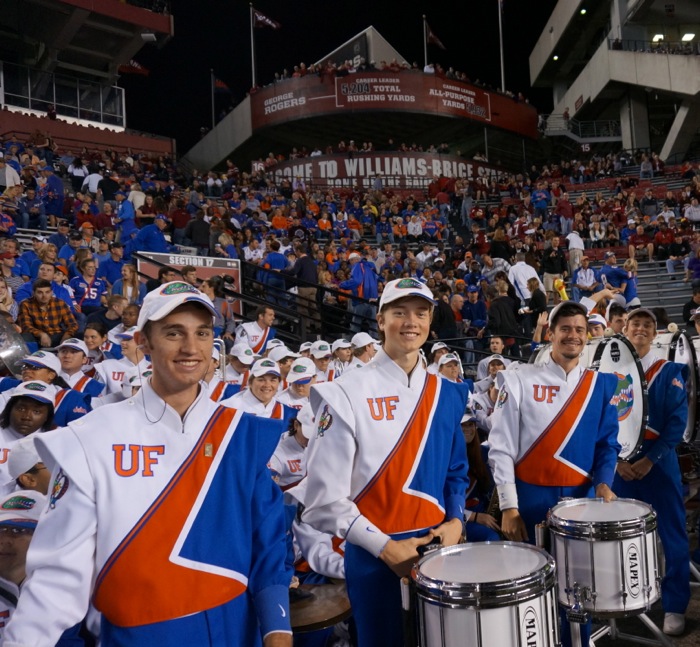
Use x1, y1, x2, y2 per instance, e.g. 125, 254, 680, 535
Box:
646, 363, 687, 464
442, 383, 470, 522
593, 374, 622, 486
249, 417, 293, 637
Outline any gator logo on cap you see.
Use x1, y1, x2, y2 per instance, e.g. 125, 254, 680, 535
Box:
2, 495, 37, 511
395, 278, 423, 290
32, 351, 49, 359
292, 364, 309, 373
242, 348, 254, 356
24, 382, 48, 392
259, 359, 276, 368
160, 282, 199, 296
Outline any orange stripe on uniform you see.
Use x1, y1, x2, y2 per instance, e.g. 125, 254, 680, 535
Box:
515, 371, 594, 487
355, 374, 444, 534
644, 359, 665, 389
93, 407, 246, 627
210, 381, 225, 402
252, 328, 270, 354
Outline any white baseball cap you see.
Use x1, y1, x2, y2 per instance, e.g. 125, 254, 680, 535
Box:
348, 252, 361, 261
438, 353, 462, 367
0, 491, 47, 528
250, 358, 281, 378
296, 403, 315, 439
351, 332, 376, 348
331, 339, 352, 352
286, 357, 316, 384
57, 338, 88, 355
115, 326, 137, 341
298, 341, 313, 353
9, 381, 57, 406
379, 277, 436, 310
136, 281, 216, 331
588, 314, 607, 327
266, 339, 286, 350
310, 340, 332, 359
488, 354, 506, 365
231, 343, 256, 365
268, 346, 300, 363
23, 350, 61, 374
7, 438, 41, 481
461, 410, 477, 424
431, 341, 448, 354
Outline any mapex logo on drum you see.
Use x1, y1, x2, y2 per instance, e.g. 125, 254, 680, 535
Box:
521, 607, 541, 647
625, 543, 641, 599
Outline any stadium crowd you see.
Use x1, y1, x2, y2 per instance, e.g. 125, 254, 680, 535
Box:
1, 127, 700, 645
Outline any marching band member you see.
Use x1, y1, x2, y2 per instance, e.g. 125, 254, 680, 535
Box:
303, 278, 469, 647
615, 308, 689, 636
224, 343, 255, 385
276, 358, 316, 410
4, 282, 293, 646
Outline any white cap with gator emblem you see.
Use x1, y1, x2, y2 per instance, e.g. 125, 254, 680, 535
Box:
136, 281, 216, 331
0, 490, 47, 528
379, 278, 436, 310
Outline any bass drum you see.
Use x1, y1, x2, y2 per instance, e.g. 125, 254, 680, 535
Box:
652, 331, 698, 443
530, 336, 648, 460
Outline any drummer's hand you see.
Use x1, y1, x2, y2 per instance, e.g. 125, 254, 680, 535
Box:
630, 456, 653, 480
379, 533, 435, 578
264, 632, 292, 647
432, 517, 463, 547
476, 513, 501, 531
615, 461, 636, 481
595, 483, 616, 502
501, 508, 528, 542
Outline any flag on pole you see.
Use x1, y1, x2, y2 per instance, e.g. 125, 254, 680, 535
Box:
214, 77, 231, 93
425, 22, 446, 50
118, 59, 149, 76
252, 8, 281, 30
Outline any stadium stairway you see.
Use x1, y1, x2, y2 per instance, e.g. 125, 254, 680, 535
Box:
635, 260, 691, 325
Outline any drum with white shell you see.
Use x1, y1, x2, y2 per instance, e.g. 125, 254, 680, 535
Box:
411, 542, 559, 647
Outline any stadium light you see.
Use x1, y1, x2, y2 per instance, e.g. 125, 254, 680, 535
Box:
580, 9, 587, 15
682, 33, 695, 42
652, 34, 664, 42
553, 55, 559, 61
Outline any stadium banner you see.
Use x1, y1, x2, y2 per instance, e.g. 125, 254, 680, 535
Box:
259, 152, 506, 189
136, 253, 242, 314
250, 71, 537, 138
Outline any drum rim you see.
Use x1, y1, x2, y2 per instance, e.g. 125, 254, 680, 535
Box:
411, 541, 556, 608
548, 497, 657, 539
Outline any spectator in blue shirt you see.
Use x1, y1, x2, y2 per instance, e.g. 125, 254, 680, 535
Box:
19, 188, 47, 229
114, 191, 137, 240
38, 166, 64, 222
531, 182, 552, 219
96, 242, 125, 288
47, 219, 70, 250
69, 258, 109, 316
599, 252, 628, 293
131, 214, 173, 254
340, 250, 379, 334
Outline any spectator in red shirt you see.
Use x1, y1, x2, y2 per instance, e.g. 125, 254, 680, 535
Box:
628, 225, 654, 261
653, 222, 675, 260
169, 202, 192, 246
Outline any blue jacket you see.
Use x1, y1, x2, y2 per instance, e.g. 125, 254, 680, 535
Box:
132, 224, 172, 254
340, 259, 379, 304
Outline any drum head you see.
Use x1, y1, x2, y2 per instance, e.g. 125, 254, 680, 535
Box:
589, 336, 647, 460
418, 542, 548, 584
551, 498, 652, 523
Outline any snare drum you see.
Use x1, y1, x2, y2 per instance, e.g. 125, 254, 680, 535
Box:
653, 331, 698, 443
530, 336, 648, 459
549, 498, 660, 618
411, 542, 559, 647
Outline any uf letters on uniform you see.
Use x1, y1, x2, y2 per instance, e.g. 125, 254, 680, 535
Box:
287, 459, 302, 473
533, 385, 560, 403
367, 396, 400, 421
0, 448, 9, 464
113, 444, 165, 477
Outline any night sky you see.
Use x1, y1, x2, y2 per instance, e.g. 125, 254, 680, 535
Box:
122, 0, 559, 153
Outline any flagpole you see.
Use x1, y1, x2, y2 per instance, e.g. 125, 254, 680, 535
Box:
497, 0, 505, 91
422, 15, 428, 69
210, 68, 215, 129
250, 3, 256, 89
